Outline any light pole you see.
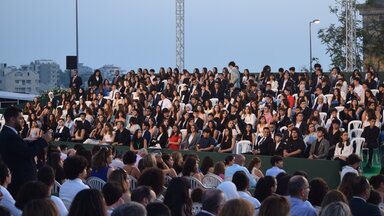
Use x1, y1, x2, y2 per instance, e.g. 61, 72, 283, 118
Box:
76, 0, 79, 70
309, 19, 320, 73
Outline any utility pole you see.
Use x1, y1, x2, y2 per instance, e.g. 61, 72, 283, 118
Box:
345, 0, 357, 73
176, 0, 185, 71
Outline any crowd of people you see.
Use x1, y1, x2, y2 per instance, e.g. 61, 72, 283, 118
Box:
0, 61, 382, 215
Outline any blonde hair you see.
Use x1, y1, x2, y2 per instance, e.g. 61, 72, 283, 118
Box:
218, 198, 254, 216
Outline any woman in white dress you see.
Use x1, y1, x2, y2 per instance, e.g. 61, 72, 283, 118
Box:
242, 106, 257, 128
100, 123, 116, 145
334, 131, 354, 162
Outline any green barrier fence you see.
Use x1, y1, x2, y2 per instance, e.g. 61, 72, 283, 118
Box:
50, 141, 342, 189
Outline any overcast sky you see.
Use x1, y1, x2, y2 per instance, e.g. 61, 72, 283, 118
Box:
0, 0, 364, 72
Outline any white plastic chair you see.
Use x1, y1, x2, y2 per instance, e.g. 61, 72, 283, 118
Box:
180, 103, 185, 112
210, 98, 219, 107
178, 84, 187, 93
335, 106, 344, 119
87, 177, 106, 190
202, 173, 223, 188
352, 137, 365, 157
348, 120, 362, 132
319, 112, 328, 126
185, 176, 207, 189
349, 128, 364, 140
51, 180, 61, 194
235, 140, 252, 154
180, 129, 188, 141
128, 175, 138, 191
324, 94, 333, 104
279, 126, 287, 133
371, 89, 379, 96
23, 115, 29, 121
85, 101, 92, 107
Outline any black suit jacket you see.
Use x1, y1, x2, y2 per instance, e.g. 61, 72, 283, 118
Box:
270, 141, 286, 156
70, 75, 82, 89
349, 197, 381, 216
53, 126, 70, 141
211, 88, 224, 101
254, 136, 274, 155
194, 118, 204, 131
0, 126, 48, 196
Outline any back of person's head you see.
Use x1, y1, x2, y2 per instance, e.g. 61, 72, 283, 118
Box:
138, 168, 164, 197
37, 166, 55, 187
352, 176, 370, 197
111, 202, 147, 216
22, 198, 59, 216
320, 202, 352, 216
254, 176, 277, 202
288, 175, 308, 197
201, 189, 225, 215
308, 178, 329, 207
102, 182, 123, 206
232, 171, 249, 191
339, 172, 358, 200
270, 155, 283, 166
191, 187, 204, 203
164, 177, 192, 216
0, 163, 10, 186
346, 154, 361, 166
131, 186, 155, 206
182, 157, 198, 177
0, 206, 10, 216
63, 155, 88, 180
123, 151, 137, 165
367, 189, 382, 206
200, 156, 214, 175
276, 173, 291, 196
3, 106, 22, 122
321, 190, 348, 208
108, 168, 129, 193
68, 189, 107, 216
370, 174, 384, 190
146, 202, 171, 216
15, 181, 49, 210
217, 181, 239, 201
292, 170, 308, 179
258, 195, 290, 216
234, 154, 245, 165
218, 198, 254, 216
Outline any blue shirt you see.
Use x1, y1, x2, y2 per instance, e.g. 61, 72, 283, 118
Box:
224, 164, 256, 187
288, 196, 317, 216
265, 166, 286, 177
198, 137, 216, 151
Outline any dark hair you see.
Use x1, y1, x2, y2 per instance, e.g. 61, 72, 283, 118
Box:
224, 155, 234, 166
370, 174, 384, 189
258, 195, 290, 216
92, 147, 112, 171
123, 151, 137, 165
146, 202, 171, 216
164, 177, 192, 216
22, 198, 59, 216
352, 176, 370, 196
3, 106, 22, 122
270, 156, 283, 166
232, 171, 249, 191
276, 173, 291, 196
37, 166, 55, 187
308, 178, 329, 206
102, 182, 123, 206
68, 189, 107, 216
200, 156, 214, 175
191, 187, 204, 203
346, 154, 361, 165
182, 157, 198, 177
254, 176, 276, 202
111, 202, 147, 216
63, 156, 88, 180
228, 61, 236, 67
247, 157, 261, 173
0, 206, 10, 216
15, 181, 49, 210
131, 186, 153, 204
339, 172, 358, 200
0, 163, 10, 185
321, 190, 348, 208
138, 168, 165, 196
367, 189, 382, 205
292, 170, 308, 179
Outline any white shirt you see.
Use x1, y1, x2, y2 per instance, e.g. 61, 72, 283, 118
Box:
61, 153, 68, 161
158, 98, 172, 110
0, 185, 22, 216
334, 142, 354, 159
340, 165, 359, 181
59, 178, 89, 206
354, 84, 364, 99
51, 195, 68, 216
266, 166, 286, 177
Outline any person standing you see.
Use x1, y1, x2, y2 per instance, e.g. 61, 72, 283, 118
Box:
70, 70, 82, 91
0, 106, 51, 196
228, 61, 240, 90
362, 118, 380, 168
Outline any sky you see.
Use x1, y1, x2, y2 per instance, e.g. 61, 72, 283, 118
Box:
0, 0, 365, 72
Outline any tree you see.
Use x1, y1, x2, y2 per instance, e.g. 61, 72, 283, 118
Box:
361, 16, 384, 72
317, 0, 364, 71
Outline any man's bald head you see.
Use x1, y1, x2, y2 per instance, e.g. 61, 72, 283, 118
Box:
234, 154, 245, 166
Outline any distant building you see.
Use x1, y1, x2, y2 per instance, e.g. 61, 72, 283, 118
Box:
98, 65, 126, 82
26, 60, 60, 91
0, 64, 40, 94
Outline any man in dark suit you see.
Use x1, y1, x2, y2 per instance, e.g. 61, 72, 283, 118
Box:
111, 70, 123, 86
97, 92, 107, 108
70, 70, 82, 91
253, 127, 274, 155
112, 121, 131, 146
53, 118, 70, 141
349, 176, 381, 216
270, 133, 286, 156
0, 106, 51, 196
193, 110, 204, 131
196, 189, 225, 216
210, 82, 224, 101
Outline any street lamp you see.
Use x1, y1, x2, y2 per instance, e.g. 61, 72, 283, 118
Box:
309, 19, 320, 73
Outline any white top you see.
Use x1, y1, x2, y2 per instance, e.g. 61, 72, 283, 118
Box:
265, 166, 286, 177
61, 153, 68, 161
354, 84, 364, 99
0, 185, 22, 216
242, 114, 257, 128
110, 159, 124, 169
59, 178, 89, 206
158, 98, 173, 110
50, 195, 68, 216
340, 166, 359, 181
334, 142, 354, 159
251, 167, 261, 181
